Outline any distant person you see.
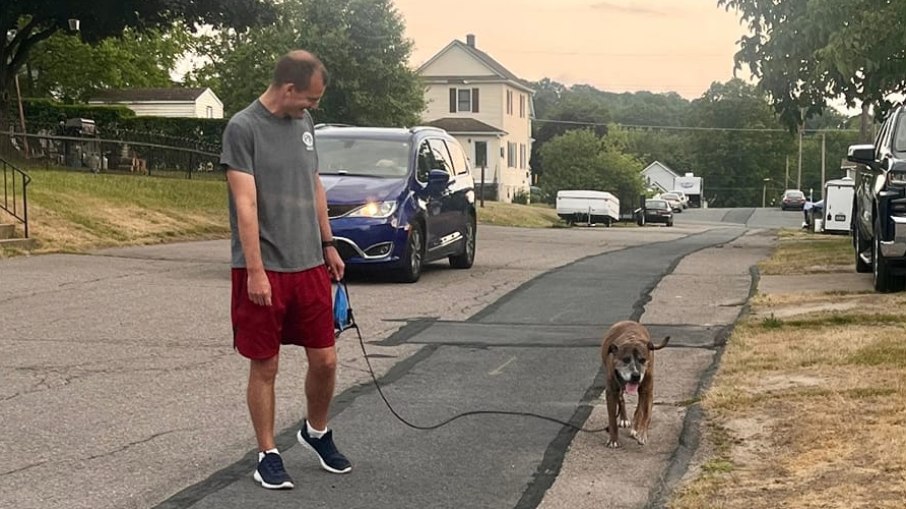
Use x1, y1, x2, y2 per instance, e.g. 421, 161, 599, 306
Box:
220, 50, 351, 491
803, 200, 814, 228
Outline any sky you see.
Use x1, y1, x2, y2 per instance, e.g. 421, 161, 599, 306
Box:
392, 0, 752, 99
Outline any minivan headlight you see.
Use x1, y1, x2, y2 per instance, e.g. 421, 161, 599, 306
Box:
349, 200, 397, 218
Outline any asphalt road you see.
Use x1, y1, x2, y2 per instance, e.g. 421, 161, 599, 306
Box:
0, 207, 800, 509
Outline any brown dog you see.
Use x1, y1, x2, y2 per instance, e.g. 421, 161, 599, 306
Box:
601, 320, 669, 448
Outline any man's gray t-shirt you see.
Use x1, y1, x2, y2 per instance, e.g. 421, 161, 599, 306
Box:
220, 100, 324, 272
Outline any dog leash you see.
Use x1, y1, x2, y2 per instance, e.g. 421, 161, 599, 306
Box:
335, 280, 610, 433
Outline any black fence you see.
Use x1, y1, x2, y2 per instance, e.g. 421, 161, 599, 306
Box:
1, 127, 222, 180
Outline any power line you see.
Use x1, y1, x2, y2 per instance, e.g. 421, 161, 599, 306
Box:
495, 49, 730, 59
531, 117, 859, 134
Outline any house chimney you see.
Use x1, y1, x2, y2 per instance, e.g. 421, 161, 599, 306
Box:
466, 34, 476, 47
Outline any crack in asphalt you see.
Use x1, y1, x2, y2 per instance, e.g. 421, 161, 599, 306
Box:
0, 429, 192, 478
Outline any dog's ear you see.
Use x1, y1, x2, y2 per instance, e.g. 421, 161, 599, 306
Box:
608, 344, 618, 355
648, 336, 671, 350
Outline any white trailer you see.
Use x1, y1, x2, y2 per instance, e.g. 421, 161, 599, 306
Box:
674, 174, 704, 207
556, 190, 620, 227
822, 177, 855, 234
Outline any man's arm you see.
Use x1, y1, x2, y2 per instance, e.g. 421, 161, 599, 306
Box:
316, 176, 344, 281
227, 170, 271, 306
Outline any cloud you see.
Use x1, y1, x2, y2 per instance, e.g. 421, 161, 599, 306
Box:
590, 1, 669, 16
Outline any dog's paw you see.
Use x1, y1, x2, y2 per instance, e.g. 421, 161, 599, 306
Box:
630, 429, 648, 446
606, 439, 622, 448
618, 418, 631, 429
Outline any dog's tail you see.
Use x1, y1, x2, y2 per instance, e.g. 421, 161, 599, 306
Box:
648, 336, 670, 350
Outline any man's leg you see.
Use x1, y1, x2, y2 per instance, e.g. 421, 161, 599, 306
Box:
248, 354, 280, 451
298, 345, 351, 473
304, 346, 337, 430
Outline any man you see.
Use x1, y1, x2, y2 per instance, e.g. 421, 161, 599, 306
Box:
220, 50, 351, 490
803, 199, 814, 229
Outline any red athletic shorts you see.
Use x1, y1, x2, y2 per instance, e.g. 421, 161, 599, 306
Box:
231, 265, 335, 359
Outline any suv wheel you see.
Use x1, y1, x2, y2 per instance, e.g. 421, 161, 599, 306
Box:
449, 215, 476, 269
395, 223, 424, 283
872, 219, 905, 293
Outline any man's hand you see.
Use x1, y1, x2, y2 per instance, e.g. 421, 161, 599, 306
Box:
247, 270, 272, 306
324, 246, 345, 281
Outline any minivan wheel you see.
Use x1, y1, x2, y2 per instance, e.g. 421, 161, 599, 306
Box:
395, 223, 424, 283
449, 216, 476, 269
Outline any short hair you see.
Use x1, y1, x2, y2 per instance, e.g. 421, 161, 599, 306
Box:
272, 51, 330, 91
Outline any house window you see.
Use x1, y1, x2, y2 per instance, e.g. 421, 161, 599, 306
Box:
519, 144, 526, 169
450, 88, 479, 113
206, 106, 213, 118
506, 90, 513, 115
474, 141, 488, 168
519, 95, 525, 118
458, 90, 471, 112
507, 142, 517, 168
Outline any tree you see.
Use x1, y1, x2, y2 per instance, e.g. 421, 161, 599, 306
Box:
686, 79, 795, 207
718, 0, 906, 140
23, 27, 191, 104
186, 0, 425, 126
528, 82, 611, 179
1, 0, 273, 129
538, 129, 643, 210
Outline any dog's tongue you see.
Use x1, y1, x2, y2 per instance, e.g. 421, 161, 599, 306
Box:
625, 383, 639, 395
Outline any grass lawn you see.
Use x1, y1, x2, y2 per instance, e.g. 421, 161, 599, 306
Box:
1, 167, 230, 255
670, 232, 906, 508
1, 167, 570, 256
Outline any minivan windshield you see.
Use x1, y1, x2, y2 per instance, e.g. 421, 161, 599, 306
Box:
318, 138, 412, 178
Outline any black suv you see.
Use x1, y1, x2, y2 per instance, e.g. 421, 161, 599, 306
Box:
848, 104, 906, 292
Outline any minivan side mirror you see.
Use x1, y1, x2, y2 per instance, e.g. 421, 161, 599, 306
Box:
426, 169, 450, 191
847, 144, 876, 165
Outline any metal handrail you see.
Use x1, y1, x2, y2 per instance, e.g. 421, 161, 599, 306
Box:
1, 157, 31, 238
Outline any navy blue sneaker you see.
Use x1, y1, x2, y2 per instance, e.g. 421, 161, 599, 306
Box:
297, 422, 352, 474
253, 452, 294, 489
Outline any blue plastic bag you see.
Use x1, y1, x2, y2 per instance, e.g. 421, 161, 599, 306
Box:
332, 281, 354, 334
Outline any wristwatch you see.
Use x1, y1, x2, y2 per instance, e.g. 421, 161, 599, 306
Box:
321, 239, 337, 249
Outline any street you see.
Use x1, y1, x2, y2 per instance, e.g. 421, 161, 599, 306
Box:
0, 208, 802, 509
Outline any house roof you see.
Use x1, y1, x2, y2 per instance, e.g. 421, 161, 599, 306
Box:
89, 87, 210, 103
423, 118, 507, 135
641, 161, 680, 178
417, 37, 535, 94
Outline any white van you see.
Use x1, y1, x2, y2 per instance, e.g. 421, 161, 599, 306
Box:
822, 177, 855, 234
556, 190, 620, 226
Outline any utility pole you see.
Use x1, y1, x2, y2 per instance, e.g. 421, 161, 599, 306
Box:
14, 74, 29, 158
821, 133, 826, 201
797, 122, 804, 190
785, 156, 790, 189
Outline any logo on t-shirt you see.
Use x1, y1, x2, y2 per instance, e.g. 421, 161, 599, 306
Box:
302, 131, 314, 151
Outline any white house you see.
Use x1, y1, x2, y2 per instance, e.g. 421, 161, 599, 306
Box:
88, 87, 224, 119
641, 161, 680, 194
417, 34, 534, 203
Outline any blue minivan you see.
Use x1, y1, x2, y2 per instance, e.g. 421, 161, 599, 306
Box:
315, 125, 477, 283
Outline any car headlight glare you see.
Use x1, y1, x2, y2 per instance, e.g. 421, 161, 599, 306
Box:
349, 200, 397, 218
